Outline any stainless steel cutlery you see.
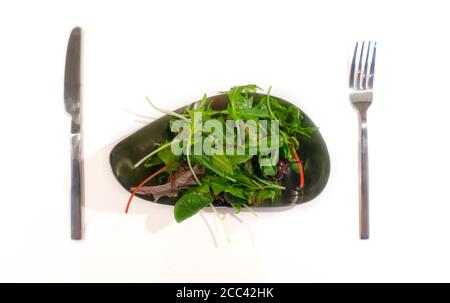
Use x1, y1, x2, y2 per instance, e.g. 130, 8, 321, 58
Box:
62, 30, 377, 241
349, 41, 377, 239
64, 27, 83, 240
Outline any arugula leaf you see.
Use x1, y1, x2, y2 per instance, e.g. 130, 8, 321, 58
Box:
243, 158, 255, 175
144, 155, 163, 168
294, 126, 318, 138
228, 154, 254, 165
210, 182, 228, 196
256, 189, 276, 202
211, 154, 233, 175
248, 189, 277, 205
174, 184, 213, 223
227, 84, 259, 118
289, 135, 300, 149
224, 193, 246, 213
191, 155, 237, 182
198, 93, 208, 110
264, 95, 288, 122
201, 174, 226, 184
226, 187, 246, 199
210, 182, 246, 200
190, 154, 218, 172
157, 145, 180, 172
285, 105, 302, 128
233, 166, 258, 188
261, 164, 277, 177
157, 147, 178, 164
240, 100, 271, 119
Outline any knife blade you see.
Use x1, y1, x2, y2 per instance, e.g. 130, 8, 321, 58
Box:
64, 27, 83, 240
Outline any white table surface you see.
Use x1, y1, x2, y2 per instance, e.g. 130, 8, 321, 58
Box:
1, 0, 450, 282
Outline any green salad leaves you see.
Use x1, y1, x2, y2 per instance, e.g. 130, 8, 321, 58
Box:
125, 85, 316, 223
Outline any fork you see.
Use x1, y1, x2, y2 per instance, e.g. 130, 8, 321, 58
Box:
349, 41, 377, 240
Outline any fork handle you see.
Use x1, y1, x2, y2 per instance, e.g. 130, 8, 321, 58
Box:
359, 116, 369, 239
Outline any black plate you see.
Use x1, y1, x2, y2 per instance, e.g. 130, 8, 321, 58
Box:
110, 93, 330, 207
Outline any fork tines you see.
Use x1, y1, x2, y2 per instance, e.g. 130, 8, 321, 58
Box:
349, 41, 377, 90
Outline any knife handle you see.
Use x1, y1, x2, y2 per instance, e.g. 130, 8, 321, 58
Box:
71, 133, 82, 240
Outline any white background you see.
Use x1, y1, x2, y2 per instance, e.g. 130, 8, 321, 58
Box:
1, 0, 450, 282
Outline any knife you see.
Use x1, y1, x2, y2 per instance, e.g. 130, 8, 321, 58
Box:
64, 27, 83, 240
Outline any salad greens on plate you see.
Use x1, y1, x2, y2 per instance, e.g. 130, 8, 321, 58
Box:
124, 85, 317, 223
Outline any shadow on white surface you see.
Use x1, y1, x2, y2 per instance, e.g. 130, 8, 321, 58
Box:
84, 140, 129, 213
83, 135, 303, 246
144, 206, 174, 234
83, 139, 175, 233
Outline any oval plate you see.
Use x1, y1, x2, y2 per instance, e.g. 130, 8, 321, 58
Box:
110, 93, 330, 207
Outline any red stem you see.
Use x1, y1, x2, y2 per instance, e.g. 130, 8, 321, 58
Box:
290, 145, 304, 189
125, 165, 168, 213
